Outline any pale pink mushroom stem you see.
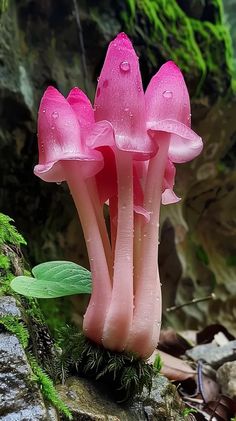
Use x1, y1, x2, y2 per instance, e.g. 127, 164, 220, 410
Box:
133, 213, 142, 294
102, 151, 134, 351
86, 177, 113, 280
109, 195, 118, 270
62, 161, 112, 344
127, 133, 170, 358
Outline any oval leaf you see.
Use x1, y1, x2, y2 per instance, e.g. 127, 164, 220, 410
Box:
10, 261, 92, 298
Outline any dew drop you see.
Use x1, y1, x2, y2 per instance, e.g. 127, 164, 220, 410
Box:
42, 109, 46, 113
52, 111, 59, 119
97, 76, 100, 82
119, 61, 130, 72
56, 182, 61, 186
124, 107, 129, 112
162, 90, 173, 99
129, 112, 133, 117
103, 79, 108, 88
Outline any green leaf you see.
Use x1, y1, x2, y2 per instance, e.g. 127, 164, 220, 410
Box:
10, 261, 92, 298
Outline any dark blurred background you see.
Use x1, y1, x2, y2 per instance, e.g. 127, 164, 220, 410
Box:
0, 0, 236, 333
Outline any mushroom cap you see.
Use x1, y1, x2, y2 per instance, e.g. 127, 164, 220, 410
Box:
94, 33, 156, 159
146, 61, 203, 163
34, 86, 103, 182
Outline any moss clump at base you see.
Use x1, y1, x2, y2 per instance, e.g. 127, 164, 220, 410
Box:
50, 326, 156, 402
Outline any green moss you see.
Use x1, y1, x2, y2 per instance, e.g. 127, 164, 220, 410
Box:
0, 213, 26, 247
0, 312, 71, 418
0, 0, 8, 14
0, 214, 71, 418
191, 18, 235, 95
0, 213, 26, 295
0, 314, 29, 348
121, 0, 206, 94
121, 0, 235, 97
29, 356, 72, 420
50, 326, 155, 402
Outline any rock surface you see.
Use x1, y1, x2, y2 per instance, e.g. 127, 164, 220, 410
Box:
0, 295, 21, 317
0, 296, 58, 421
186, 340, 236, 368
217, 361, 236, 399
57, 375, 189, 421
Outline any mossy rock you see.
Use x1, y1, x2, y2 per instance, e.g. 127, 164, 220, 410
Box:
56, 375, 191, 420
0, 213, 72, 419
120, 0, 234, 97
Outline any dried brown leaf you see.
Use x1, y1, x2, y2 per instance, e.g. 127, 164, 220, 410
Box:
204, 395, 236, 420
158, 329, 192, 357
150, 350, 196, 381
197, 324, 235, 345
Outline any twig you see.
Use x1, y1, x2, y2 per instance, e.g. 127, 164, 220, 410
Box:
166, 293, 216, 313
183, 396, 204, 404
72, 0, 88, 91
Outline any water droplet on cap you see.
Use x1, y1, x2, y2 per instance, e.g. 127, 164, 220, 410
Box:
52, 111, 59, 119
120, 61, 130, 72
162, 90, 173, 99
42, 109, 46, 113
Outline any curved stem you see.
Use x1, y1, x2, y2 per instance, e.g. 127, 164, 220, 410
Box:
86, 177, 113, 279
63, 161, 112, 344
127, 133, 170, 358
102, 151, 134, 351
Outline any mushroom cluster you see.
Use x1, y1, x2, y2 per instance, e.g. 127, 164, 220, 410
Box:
35, 33, 202, 358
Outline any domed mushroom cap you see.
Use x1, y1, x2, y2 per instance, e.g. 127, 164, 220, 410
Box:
94, 33, 156, 159
34, 86, 103, 182
67, 87, 94, 130
146, 61, 203, 163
